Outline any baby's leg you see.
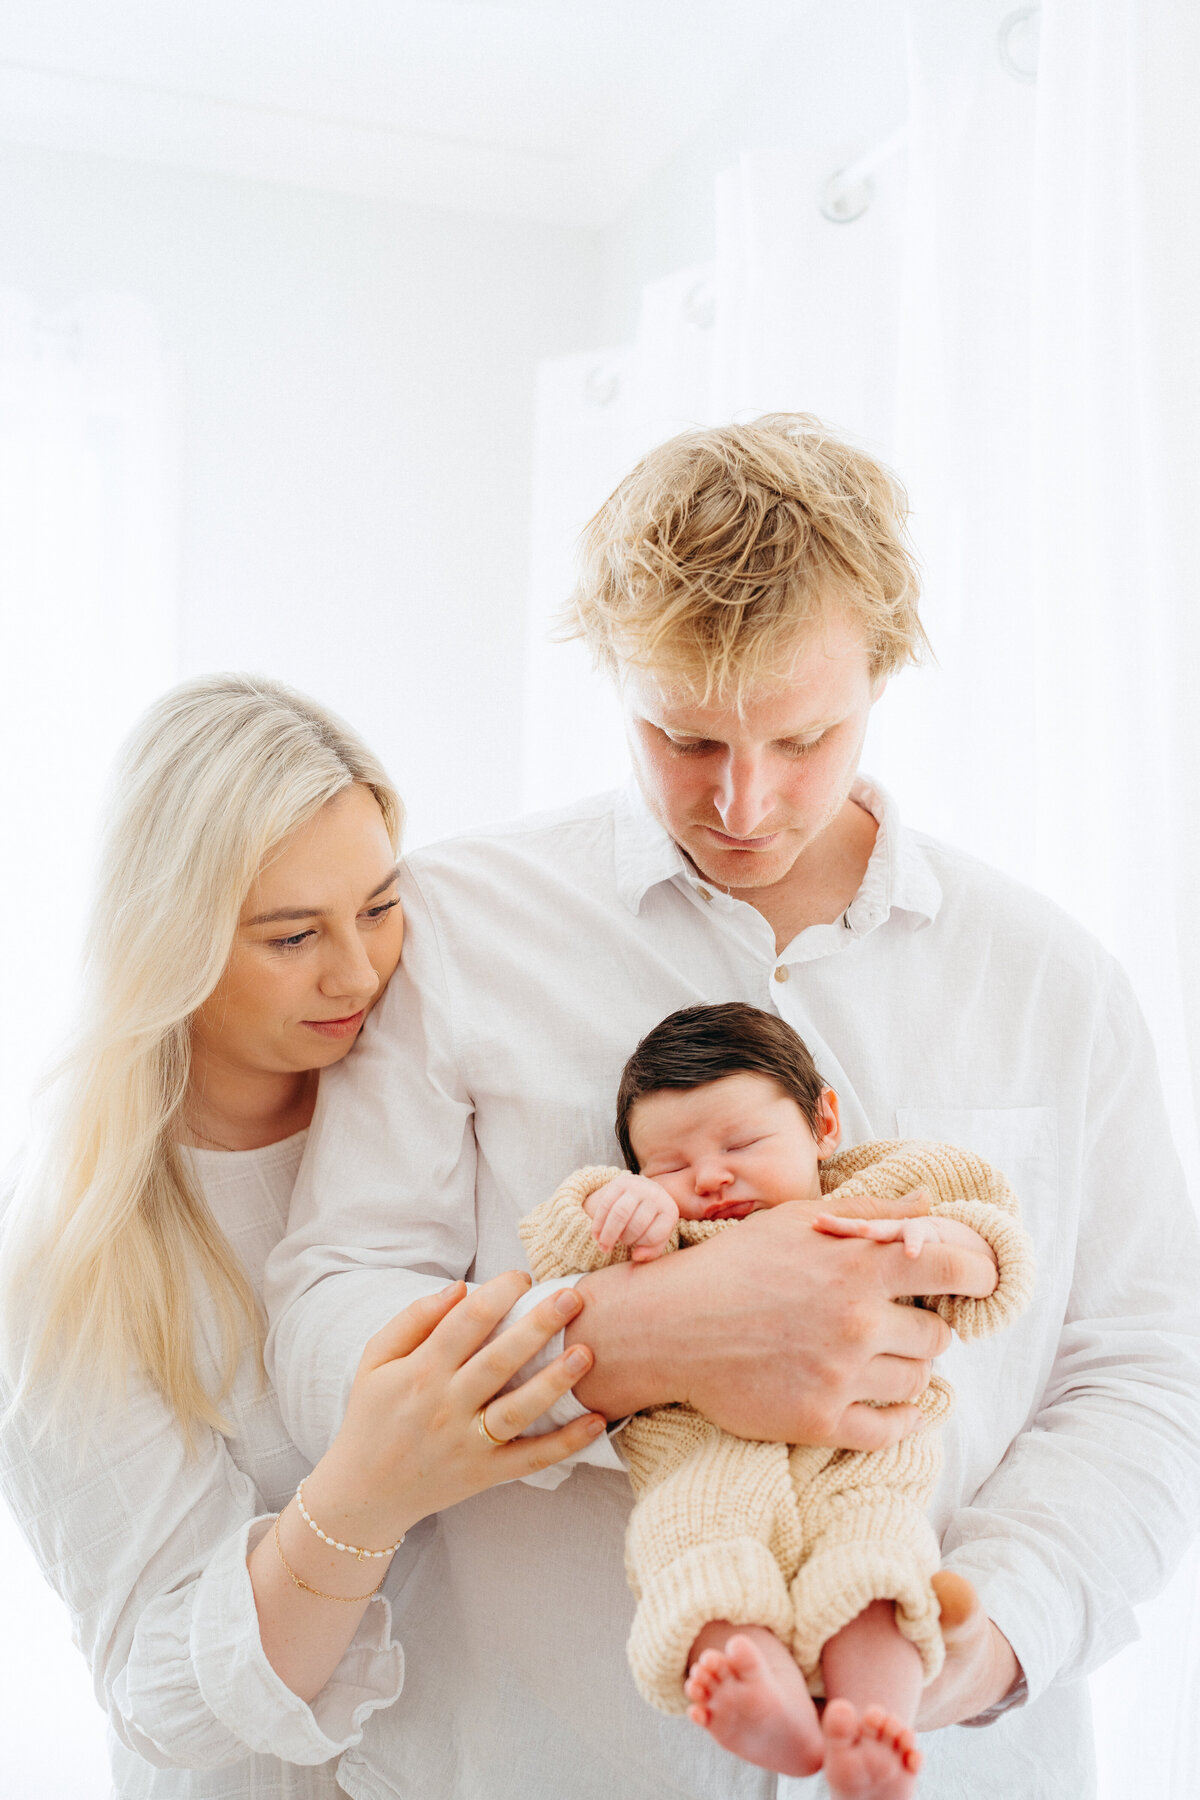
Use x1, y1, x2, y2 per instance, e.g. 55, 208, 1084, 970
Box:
820, 1601, 923, 1800
684, 1620, 823, 1777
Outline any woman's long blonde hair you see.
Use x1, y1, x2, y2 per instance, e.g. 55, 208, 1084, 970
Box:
0, 673, 402, 1440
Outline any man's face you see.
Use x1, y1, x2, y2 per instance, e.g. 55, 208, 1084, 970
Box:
622, 611, 882, 891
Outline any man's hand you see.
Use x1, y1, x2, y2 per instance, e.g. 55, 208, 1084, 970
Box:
917, 1573, 1022, 1730
566, 1190, 978, 1450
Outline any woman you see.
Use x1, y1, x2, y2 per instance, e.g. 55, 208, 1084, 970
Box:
0, 673, 603, 1796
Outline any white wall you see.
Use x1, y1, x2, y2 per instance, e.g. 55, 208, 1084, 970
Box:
597, 0, 907, 344
0, 141, 604, 850
0, 138, 604, 1793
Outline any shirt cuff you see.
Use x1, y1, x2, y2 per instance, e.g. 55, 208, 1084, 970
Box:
494, 1275, 628, 1489
189, 1515, 404, 1762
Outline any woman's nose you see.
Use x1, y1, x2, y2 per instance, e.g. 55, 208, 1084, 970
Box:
320, 932, 381, 1002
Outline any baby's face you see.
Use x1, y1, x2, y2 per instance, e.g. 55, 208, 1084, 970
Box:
627, 1070, 839, 1222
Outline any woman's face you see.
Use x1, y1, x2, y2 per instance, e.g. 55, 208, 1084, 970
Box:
192, 783, 404, 1078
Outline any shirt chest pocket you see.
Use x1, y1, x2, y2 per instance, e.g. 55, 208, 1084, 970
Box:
893, 1104, 1061, 1291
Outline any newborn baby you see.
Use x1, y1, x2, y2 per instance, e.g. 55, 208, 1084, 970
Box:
520, 1003, 1034, 1800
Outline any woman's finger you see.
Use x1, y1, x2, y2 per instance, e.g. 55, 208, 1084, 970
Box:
455, 1285, 584, 1407
417, 1268, 534, 1370
358, 1282, 466, 1372
490, 1411, 609, 1478
475, 1341, 594, 1441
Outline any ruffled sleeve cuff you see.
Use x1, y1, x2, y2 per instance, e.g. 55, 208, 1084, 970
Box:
120, 1515, 404, 1768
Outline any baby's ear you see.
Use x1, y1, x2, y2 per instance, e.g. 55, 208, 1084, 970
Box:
815, 1086, 842, 1158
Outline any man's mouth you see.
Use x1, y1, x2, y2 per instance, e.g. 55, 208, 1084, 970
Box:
703, 826, 780, 850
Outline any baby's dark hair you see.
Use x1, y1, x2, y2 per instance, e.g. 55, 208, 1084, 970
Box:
615, 1002, 826, 1172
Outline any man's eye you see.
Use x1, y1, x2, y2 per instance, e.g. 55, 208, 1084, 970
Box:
662, 732, 712, 755
782, 736, 824, 757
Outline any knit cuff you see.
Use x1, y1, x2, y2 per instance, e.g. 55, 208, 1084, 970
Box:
924, 1200, 1036, 1340
626, 1537, 796, 1714
790, 1505, 944, 1695
518, 1166, 630, 1281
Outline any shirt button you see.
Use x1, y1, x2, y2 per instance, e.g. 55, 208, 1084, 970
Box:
698, 887, 712, 902
773, 965, 789, 983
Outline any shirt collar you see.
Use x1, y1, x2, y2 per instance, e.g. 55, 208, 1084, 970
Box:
612, 775, 943, 930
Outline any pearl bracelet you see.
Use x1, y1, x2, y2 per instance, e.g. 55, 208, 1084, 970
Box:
295, 1479, 405, 1561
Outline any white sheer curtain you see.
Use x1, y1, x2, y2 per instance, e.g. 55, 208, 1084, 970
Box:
526, 2, 1199, 1789
0, 289, 174, 1793
0, 289, 175, 1169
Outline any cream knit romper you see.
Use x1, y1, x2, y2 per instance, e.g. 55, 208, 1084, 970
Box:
519, 1139, 1035, 1714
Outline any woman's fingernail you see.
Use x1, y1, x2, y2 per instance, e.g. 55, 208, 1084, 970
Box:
565, 1346, 591, 1374
554, 1289, 581, 1319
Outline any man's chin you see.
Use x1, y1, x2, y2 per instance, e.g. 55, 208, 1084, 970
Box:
684, 834, 799, 892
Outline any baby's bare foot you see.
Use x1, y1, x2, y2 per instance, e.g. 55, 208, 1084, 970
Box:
822, 1699, 921, 1800
684, 1626, 823, 1777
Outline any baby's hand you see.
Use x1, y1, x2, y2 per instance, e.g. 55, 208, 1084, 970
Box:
584, 1174, 679, 1262
814, 1209, 999, 1295
815, 1212, 945, 1258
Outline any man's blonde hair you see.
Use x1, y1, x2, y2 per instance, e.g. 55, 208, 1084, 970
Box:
565, 414, 928, 701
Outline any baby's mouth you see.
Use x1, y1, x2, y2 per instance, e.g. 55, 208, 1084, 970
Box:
704, 1198, 757, 1220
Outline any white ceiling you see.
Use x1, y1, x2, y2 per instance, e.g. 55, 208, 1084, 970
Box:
0, 0, 800, 225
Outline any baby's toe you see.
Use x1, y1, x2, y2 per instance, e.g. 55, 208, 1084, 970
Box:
822, 1697, 860, 1744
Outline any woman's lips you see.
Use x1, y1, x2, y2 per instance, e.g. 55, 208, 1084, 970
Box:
302, 1011, 366, 1039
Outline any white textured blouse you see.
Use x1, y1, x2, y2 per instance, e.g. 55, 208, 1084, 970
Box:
266, 778, 1200, 1800
0, 1129, 404, 1800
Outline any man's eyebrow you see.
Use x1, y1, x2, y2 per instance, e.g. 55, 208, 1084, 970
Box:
244, 864, 400, 927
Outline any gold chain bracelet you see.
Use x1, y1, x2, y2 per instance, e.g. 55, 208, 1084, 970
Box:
273, 1513, 386, 1603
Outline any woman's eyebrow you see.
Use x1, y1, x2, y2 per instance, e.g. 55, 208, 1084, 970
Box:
245, 865, 400, 927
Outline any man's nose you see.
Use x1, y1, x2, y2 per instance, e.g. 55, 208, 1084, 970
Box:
713, 752, 773, 838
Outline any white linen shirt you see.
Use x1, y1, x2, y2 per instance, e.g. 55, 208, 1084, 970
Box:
264, 779, 1200, 1800
0, 1130, 405, 1800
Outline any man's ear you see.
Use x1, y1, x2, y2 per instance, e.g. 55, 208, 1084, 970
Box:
870, 673, 889, 705
815, 1087, 841, 1158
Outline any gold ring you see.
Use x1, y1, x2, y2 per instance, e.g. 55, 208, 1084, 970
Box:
475, 1406, 507, 1447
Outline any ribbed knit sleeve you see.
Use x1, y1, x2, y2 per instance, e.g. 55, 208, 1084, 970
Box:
819, 1139, 1036, 1340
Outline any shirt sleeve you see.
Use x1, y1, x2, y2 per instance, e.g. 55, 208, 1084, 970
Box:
938, 963, 1200, 1702
263, 868, 622, 1483
0, 1368, 403, 1769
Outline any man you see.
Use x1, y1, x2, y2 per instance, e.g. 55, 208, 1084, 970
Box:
265, 416, 1200, 1800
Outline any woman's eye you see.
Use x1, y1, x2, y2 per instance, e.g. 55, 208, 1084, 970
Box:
363, 897, 401, 923
270, 931, 313, 952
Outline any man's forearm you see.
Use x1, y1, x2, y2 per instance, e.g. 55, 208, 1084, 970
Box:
562, 1205, 956, 1448
564, 1258, 683, 1418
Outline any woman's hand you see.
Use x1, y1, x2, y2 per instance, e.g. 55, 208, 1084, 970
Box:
301, 1272, 606, 1552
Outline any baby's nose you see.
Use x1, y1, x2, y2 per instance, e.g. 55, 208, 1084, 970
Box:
693, 1160, 732, 1194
